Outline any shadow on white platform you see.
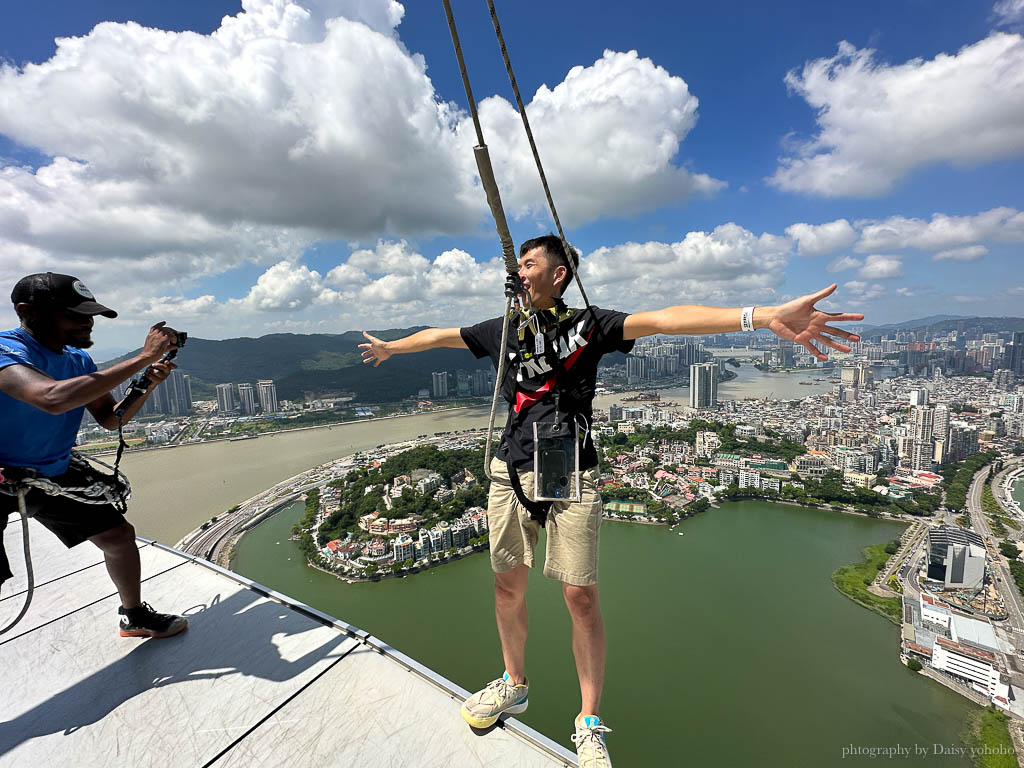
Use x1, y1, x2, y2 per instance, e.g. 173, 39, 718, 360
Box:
0, 517, 575, 768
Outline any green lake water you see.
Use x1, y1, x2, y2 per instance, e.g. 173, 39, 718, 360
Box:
232, 500, 978, 766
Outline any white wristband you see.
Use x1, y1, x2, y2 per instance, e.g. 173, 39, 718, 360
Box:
741, 306, 755, 332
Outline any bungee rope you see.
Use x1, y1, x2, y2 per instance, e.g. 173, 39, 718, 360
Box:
441, 0, 594, 478
482, 0, 591, 307
441, 0, 517, 478
0, 451, 130, 635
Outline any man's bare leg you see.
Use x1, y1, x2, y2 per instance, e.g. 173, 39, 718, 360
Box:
563, 582, 605, 718
89, 521, 142, 609
494, 564, 530, 684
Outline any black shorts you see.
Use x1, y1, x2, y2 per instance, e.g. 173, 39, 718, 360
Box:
0, 463, 128, 585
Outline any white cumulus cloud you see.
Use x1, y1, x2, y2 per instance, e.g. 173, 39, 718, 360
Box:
234, 261, 340, 312
826, 255, 861, 273
855, 206, 1024, 253
771, 34, 1024, 196
857, 254, 903, 279
843, 281, 886, 301
785, 219, 857, 257
933, 245, 989, 261
995, 0, 1024, 26
469, 50, 724, 225
581, 223, 792, 310
0, 1, 722, 320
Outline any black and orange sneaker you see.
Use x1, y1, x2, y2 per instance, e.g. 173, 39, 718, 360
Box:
118, 602, 188, 638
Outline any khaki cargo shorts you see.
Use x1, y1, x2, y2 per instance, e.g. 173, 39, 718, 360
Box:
486, 456, 603, 587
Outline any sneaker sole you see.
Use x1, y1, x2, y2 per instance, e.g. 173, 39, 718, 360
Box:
460, 699, 528, 728
120, 621, 188, 639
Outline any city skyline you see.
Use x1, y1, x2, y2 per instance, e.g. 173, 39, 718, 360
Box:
0, 0, 1021, 351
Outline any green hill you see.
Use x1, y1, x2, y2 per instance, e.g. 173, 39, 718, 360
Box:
102, 327, 491, 402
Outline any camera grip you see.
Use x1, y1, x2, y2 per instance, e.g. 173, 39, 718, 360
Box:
115, 372, 153, 417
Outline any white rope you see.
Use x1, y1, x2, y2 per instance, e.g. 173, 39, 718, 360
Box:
0, 452, 130, 635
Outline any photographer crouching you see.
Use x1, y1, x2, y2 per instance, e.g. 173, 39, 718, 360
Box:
0, 273, 187, 638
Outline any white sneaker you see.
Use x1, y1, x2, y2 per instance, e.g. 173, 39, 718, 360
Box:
460, 672, 529, 728
572, 714, 613, 767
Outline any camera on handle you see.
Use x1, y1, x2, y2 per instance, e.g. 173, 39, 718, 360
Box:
114, 330, 187, 417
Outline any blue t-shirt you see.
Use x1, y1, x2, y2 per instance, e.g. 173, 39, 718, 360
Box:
0, 328, 97, 476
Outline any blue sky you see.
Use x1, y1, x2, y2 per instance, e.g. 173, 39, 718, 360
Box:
0, 0, 1021, 351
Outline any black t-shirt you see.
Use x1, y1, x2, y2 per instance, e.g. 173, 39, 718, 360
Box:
461, 305, 634, 469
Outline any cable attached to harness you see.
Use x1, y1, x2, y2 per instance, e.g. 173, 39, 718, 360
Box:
0, 486, 34, 636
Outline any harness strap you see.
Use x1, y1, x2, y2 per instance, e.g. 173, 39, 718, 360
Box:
112, 413, 128, 483
499, 404, 553, 527
505, 459, 552, 528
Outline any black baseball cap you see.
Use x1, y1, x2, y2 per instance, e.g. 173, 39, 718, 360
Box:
11, 272, 118, 318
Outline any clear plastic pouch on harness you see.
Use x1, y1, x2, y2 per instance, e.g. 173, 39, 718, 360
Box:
532, 420, 581, 502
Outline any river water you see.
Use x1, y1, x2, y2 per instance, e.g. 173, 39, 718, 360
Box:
120, 361, 835, 544
232, 499, 975, 766
106, 360, 977, 767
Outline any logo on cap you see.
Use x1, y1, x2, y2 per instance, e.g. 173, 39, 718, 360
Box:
72, 280, 95, 300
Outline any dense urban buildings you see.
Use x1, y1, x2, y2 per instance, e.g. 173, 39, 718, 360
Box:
625, 339, 705, 384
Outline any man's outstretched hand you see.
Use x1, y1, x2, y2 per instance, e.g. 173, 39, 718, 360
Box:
359, 331, 391, 367
766, 284, 864, 362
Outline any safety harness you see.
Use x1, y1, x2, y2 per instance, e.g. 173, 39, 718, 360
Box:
0, 452, 130, 635
499, 298, 606, 525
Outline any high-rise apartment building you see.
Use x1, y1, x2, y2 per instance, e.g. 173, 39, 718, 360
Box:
626, 355, 649, 383
1007, 332, 1024, 376
216, 383, 236, 415
470, 368, 494, 396
948, 422, 979, 463
144, 370, 187, 416
912, 405, 934, 442
933, 404, 950, 444
840, 364, 871, 389
909, 388, 930, 407
257, 379, 278, 413
237, 383, 256, 416
431, 371, 448, 399
778, 339, 795, 367
456, 370, 471, 397
689, 362, 718, 409
910, 439, 933, 471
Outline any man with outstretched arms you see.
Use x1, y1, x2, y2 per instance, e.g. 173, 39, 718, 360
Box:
359, 235, 863, 766
0, 273, 188, 639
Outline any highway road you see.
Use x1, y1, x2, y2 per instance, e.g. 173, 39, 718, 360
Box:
968, 460, 1024, 632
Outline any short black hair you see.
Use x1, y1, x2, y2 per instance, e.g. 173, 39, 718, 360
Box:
519, 234, 580, 296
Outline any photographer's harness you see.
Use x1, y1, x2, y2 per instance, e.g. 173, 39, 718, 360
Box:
441, 1, 605, 525
0, 334, 179, 635
0, 452, 130, 635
